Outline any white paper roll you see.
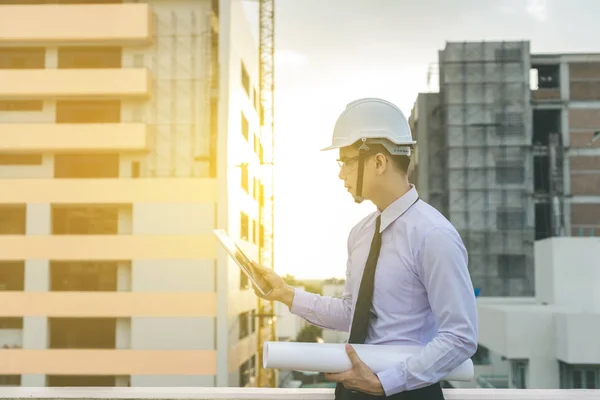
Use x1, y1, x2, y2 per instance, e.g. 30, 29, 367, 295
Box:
263, 341, 474, 382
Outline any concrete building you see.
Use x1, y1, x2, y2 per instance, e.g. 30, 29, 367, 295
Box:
410, 41, 600, 297
477, 237, 600, 389
0, 0, 274, 388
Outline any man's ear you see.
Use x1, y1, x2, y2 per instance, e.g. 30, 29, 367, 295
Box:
375, 153, 387, 174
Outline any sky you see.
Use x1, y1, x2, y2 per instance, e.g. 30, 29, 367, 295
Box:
241, 0, 600, 279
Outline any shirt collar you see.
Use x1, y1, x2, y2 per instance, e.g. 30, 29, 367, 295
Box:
377, 185, 419, 233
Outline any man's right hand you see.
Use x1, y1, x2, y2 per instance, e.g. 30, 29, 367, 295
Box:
250, 262, 295, 308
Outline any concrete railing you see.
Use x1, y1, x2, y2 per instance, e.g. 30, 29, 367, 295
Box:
0, 387, 599, 400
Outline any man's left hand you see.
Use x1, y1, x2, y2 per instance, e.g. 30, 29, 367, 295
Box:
325, 344, 385, 396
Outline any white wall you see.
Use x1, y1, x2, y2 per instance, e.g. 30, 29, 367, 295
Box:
477, 238, 600, 389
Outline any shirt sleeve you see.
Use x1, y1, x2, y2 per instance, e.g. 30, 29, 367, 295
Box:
289, 230, 355, 332
376, 226, 478, 396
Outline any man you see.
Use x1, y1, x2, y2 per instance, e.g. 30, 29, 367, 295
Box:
254, 98, 478, 399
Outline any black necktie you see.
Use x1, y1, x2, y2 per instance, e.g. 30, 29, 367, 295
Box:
335, 215, 382, 400
348, 214, 382, 344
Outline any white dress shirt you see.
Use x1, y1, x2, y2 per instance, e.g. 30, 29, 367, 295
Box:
290, 185, 478, 396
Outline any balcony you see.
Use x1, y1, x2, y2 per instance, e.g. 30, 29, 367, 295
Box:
0, 69, 151, 100
0, 388, 596, 400
0, 292, 216, 318
0, 178, 217, 204
0, 123, 147, 152
0, 351, 215, 376
0, 4, 152, 46
0, 235, 216, 261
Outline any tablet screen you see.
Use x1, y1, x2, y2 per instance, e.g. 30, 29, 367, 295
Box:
213, 229, 273, 296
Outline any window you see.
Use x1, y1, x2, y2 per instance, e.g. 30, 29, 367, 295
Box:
51, 261, 119, 291
58, 47, 121, 69
532, 64, 560, 89
253, 87, 260, 113
0, 47, 44, 69
56, 100, 121, 124
0, 100, 43, 112
240, 212, 249, 240
495, 112, 523, 136
54, 154, 119, 179
239, 354, 255, 387
49, 318, 116, 349
511, 360, 527, 389
259, 183, 265, 206
561, 363, 599, 389
241, 164, 249, 193
0, 261, 24, 290
0, 318, 22, 330
471, 345, 491, 365
240, 268, 249, 290
0, 154, 42, 166
497, 209, 525, 230
497, 255, 526, 278
239, 312, 249, 340
496, 161, 525, 184
241, 62, 250, 96
241, 112, 249, 141
0, 205, 26, 235
0, 375, 21, 386
52, 205, 121, 235
131, 162, 140, 178
259, 223, 265, 248
495, 48, 522, 62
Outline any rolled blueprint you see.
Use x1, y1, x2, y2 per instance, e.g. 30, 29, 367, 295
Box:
263, 341, 474, 382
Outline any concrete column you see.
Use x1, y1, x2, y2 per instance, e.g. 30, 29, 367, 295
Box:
25, 260, 49, 292
22, 317, 47, 349
117, 262, 131, 292
26, 203, 51, 235
45, 47, 58, 69
118, 207, 133, 235
21, 374, 46, 387
115, 318, 131, 349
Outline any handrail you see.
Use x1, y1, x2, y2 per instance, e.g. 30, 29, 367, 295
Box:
0, 388, 598, 400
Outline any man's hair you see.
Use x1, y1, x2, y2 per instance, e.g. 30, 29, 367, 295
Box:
352, 142, 411, 174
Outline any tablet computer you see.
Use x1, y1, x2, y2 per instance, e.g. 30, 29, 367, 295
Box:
213, 229, 273, 297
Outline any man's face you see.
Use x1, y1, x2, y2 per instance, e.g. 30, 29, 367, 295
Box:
337, 146, 378, 201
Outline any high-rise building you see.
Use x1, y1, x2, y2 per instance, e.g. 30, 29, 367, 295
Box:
410, 41, 600, 297
0, 0, 274, 388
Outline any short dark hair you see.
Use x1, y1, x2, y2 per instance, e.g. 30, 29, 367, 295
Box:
352, 142, 411, 174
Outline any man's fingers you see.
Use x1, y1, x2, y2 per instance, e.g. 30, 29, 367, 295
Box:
345, 344, 362, 366
325, 371, 349, 382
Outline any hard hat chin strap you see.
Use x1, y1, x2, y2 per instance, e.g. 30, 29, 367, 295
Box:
353, 140, 370, 204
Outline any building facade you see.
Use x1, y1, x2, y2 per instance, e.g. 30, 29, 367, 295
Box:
477, 237, 600, 389
0, 0, 274, 388
410, 41, 600, 297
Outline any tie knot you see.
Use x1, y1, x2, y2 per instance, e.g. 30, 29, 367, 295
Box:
375, 215, 381, 233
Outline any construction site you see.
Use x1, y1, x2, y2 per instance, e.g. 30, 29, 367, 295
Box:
411, 41, 600, 297
0, 0, 277, 389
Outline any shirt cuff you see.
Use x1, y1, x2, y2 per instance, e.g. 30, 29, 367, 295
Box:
289, 288, 317, 317
376, 362, 407, 397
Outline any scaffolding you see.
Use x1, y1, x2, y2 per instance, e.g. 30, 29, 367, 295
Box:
439, 41, 535, 297
145, 4, 214, 178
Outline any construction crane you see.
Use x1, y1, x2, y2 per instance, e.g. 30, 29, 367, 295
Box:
256, 0, 276, 389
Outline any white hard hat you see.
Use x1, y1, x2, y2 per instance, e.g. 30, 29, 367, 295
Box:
321, 98, 415, 155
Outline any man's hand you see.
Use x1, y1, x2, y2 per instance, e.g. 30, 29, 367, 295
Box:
325, 344, 385, 396
250, 262, 295, 308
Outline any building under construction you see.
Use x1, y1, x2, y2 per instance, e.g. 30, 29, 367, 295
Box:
410, 41, 600, 297
0, 0, 276, 388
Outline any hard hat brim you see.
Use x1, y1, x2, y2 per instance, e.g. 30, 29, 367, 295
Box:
320, 144, 341, 152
